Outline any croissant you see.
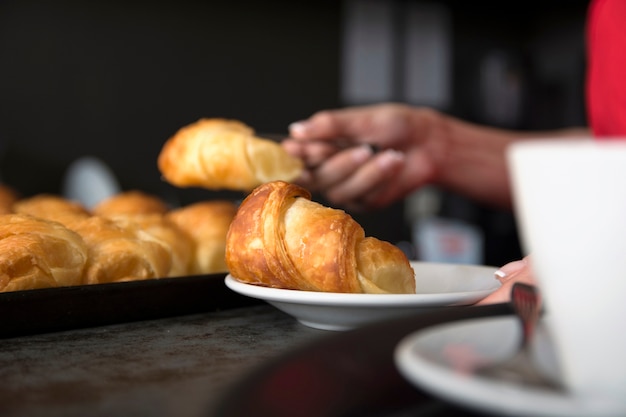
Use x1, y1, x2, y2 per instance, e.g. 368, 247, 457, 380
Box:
157, 118, 303, 191
0, 214, 88, 292
167, 200, 237, 274
13, 194, 91, 226
68, 216, 172, 284
92, 190, 170, 216
104, 213, 194, 277
92, 191, 193, 277
225, 181, 416, 294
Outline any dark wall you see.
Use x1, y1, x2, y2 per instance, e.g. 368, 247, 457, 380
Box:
0, 0, 341, 203
448, 0, 589, 130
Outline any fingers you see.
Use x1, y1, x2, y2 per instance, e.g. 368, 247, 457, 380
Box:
289, 104, 405, 145
310, 145, 375, 189
283, 140, 428, 211
476, 256, 536, 305
282, 139, 345, 169
283, 104, 431, 210
289, 108, 367, 143
494, 257, 529, 284
325, 149, 405, 209
477, 268, 537, 305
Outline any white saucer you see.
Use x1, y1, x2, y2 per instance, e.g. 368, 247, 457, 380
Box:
395, 316, 626, 417
224, 261, 500, 331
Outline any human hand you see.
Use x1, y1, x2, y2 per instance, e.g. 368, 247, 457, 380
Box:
283, 103, 447, 212
476, 256, 537, 305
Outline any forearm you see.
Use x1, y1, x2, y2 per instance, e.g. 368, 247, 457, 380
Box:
432, 114, 590, 208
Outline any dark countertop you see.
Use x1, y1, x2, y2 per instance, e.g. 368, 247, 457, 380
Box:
0, 285, 513, 417
0, 305, 325, 417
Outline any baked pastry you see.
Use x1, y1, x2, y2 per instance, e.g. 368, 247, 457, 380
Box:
157, 118, 303, 191
105, 213, 194, 277
13, 194, 91, 226
91, 191, 192, 276
68, 216, 172, 284
92, 190, 170, 217
0, 214, 88, 292
225, 181, 416, 294
167, 200, 237, 274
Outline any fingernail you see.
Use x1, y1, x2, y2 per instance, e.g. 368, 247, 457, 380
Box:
494, 269, 507, 279
288, 121, 308, 137
495, 258, 528, 281
376, 149, 404, 169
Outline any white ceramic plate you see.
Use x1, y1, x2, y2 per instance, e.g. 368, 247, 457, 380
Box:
224, 261, 500, 331
394, 316, 626, 417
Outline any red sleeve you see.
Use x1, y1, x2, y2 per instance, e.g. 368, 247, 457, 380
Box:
586, 0, 626, 138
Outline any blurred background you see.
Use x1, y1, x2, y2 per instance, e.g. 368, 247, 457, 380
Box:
0, 0, 590, 266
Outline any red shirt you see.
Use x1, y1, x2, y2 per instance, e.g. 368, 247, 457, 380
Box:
586, 0, 626, 138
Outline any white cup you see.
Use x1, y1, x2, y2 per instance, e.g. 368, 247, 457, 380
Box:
507, 138, 626, 406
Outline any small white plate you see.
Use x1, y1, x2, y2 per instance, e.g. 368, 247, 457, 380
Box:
394, 316, 626, 417
224, 261, 500, 331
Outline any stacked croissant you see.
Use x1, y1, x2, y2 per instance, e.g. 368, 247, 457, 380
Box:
0, 117, 415, 295
0, 187, 236, 292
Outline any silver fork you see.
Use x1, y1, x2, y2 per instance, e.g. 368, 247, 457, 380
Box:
476, 283, 562, 390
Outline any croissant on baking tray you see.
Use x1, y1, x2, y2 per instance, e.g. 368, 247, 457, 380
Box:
68, 215, 172, 284
0, 214, 89, 292
167, 200, 237, 275
225, 181, 416, 294
157, 118, 303, 191
92, 190, 170, 217
93, 190, 194, 277
13, 194, 91, 226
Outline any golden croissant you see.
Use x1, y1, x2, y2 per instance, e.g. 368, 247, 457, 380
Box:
167, 200, 237, 275
157, 118, 303, 191
225, 181, 416, 294
0, 214, 89, 292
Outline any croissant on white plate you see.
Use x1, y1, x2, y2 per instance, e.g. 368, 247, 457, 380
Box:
157, 118, 303, 191
225, 181, 416, 294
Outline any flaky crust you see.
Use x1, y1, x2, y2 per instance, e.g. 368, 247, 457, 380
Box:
92, 190, 170, 216
157, 118, 303, 191
167, 200, 237, 274
92, 191, 193, 276
106, 213, 194, 277
225, 181, 416, 294
13, 194, 91, 226
68, 216, 172, 284
0, 214, 88, 292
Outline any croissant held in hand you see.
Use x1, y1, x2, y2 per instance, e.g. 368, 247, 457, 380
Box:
157, 118, 303, 191
226, 181, 416, 294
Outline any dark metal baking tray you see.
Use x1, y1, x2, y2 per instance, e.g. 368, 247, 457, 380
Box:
0, 273, 261, 339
